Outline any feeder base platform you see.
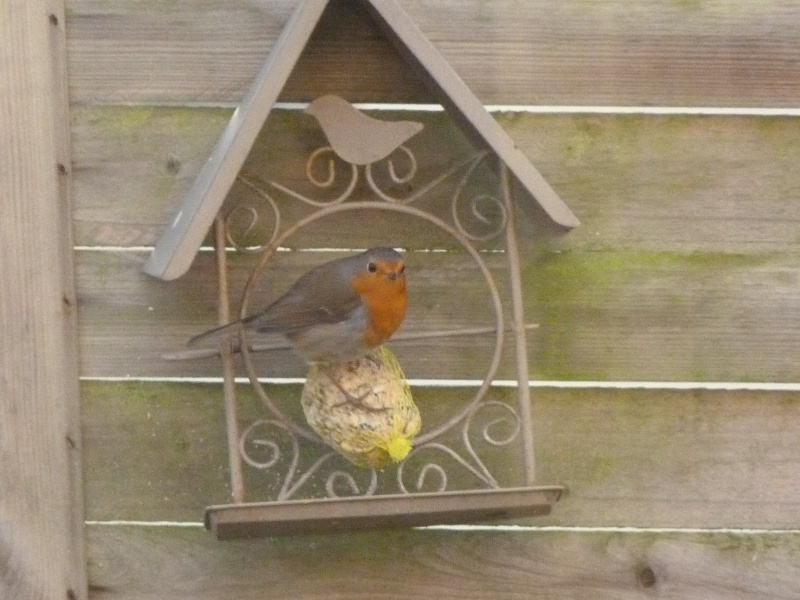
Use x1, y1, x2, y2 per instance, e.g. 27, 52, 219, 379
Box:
205, 485, 564, 539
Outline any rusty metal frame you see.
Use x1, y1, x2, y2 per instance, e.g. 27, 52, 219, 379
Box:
204, 131, 563, 539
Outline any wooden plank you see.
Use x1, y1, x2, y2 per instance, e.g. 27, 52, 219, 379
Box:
70, 105, 492, 249
71, 107, 800, 253
0, 1, 87, 599
501, 112, 800, 255
524, 252, 800, 382
77, 248, 523, 379
76, 249, 800, 382
85, 526, 800, 599
70, 105, 232, 247
82, 382, 800, 529
66, 0, 800, 107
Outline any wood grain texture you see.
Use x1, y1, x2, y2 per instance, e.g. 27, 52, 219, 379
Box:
70, 99, 800, 378
71, 107, 800, 253
85, 526, 800, 599
82, 382, 800, 529
76, 249, 800, 382
66, 0, 800, 107
35, 0, 800, 594
76, 248, 525, 379
0, 1, 86, 599
525, 252, 800, 382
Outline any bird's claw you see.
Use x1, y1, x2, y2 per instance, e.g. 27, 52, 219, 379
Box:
362, 350, 383, 368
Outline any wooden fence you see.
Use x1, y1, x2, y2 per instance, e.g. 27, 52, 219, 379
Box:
4, 0, 800, 598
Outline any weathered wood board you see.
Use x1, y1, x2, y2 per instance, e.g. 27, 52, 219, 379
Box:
82, 382, 800, 529
72, 107, 800, 253
54, 1, 800, 597
66, 0, 800, 107
71, 106, 800, 382
76, 248, 800, 382
85, 526, 800, 599
0, 1, 87, 598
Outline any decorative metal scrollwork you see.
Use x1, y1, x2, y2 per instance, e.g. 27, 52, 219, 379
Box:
214, 111, 538, 504
224, 178, 281, 253
240, 419, 378, 501
398, 400, 522, 493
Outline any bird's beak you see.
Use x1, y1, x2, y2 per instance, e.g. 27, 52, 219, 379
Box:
387, 267, 406, 281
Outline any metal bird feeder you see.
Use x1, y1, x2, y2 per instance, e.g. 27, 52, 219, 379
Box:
146, 0, 577, 539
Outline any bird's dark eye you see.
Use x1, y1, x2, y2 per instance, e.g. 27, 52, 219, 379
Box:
367, 262, 377, 273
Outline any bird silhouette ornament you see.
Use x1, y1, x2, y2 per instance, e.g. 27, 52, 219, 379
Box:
305, 95, 424, 165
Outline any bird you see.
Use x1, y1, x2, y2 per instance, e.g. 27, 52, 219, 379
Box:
189, 247, 408, 366
304, 95, 424, 165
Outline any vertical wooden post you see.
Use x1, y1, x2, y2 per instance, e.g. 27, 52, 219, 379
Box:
0, 1, 87, 599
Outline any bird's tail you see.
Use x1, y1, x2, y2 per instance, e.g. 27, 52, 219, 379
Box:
187, 320, 244, 347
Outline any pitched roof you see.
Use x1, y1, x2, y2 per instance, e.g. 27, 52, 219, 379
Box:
145, 0, 579, 280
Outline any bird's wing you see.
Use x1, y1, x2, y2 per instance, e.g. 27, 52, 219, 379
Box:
244, 267, 361, 334
187, 285, 360, 347
244, 292, 359, 333
187, 253, 365, 346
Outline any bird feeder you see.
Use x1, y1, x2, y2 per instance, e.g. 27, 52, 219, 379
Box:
146, 0, 578, 539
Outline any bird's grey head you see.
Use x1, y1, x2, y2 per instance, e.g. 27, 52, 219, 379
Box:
364, 247, 403, 263
353, 247, 406, 282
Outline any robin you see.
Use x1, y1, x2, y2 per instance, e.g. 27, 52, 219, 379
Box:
189, 247, 407, 366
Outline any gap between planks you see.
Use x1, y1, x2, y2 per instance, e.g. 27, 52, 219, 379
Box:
283, 103, 800, 117
73, 246, 494, 253
83, 521, 800, 535
81, 377, 800, 392
79, 102, 800, 117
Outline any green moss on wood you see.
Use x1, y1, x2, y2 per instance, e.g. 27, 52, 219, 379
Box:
522, 251, 781, 380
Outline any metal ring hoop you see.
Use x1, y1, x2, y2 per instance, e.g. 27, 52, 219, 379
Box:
239, 201, 505, 445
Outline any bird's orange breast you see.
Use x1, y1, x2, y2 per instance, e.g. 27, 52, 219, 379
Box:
351, 273, 407, 348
